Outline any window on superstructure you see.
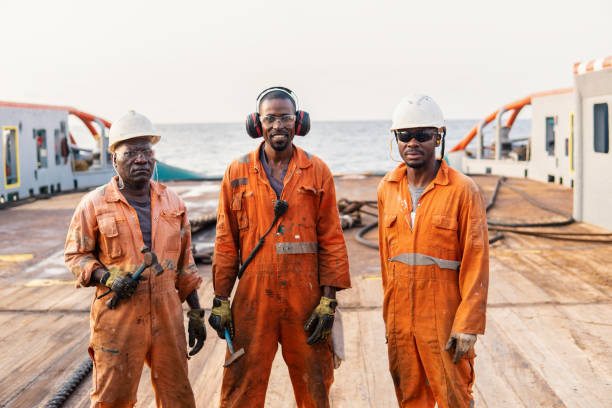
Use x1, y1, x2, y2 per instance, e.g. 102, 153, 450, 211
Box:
594, 103, 609, 154
54, 129, 61, 165
34, 129, 48, 168
3, 127, 19, 186
545, 117, 555, 156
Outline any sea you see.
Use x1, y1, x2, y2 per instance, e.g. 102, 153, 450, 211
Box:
91, 119, 532, 179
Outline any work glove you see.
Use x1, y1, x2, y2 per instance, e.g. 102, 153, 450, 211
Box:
304, 296, 337, 345
100, 266, 146, 299
187, 308, 207, 356
444, 332, 477, 364
208, 296, 234, 339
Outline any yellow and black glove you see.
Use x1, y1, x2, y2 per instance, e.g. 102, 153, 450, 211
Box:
304, 296, 337, 345
187, 308, 207, 356
100, 266, 146, 299
208, 296, 234, 339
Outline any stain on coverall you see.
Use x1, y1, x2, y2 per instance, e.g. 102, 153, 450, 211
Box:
213, 144, 351, 408
377, 160, 489, 408
64, 177, 202, 407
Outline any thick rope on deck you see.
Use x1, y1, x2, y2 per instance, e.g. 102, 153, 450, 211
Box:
349, 175, 612, 250
485, 177, 574, 228
44, 357, 92, 408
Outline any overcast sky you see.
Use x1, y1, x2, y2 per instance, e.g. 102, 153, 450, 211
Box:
1, 0, 610, 123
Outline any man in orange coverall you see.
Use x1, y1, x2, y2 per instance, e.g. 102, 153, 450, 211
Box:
377, 94, 489, 407
64, 111, 206, 407
209, 87, 351, 407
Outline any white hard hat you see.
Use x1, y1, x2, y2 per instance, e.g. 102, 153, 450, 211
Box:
108, 110, 161, 152
390, 94, 445, 132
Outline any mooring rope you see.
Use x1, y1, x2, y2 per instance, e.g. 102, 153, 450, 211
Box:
43, 358, 92, 408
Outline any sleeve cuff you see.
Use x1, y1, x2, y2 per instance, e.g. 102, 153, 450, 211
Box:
77, 260, 104, 288
176, 265, 203, 302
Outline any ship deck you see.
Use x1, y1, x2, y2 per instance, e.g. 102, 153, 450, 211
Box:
0, 175, 610, 407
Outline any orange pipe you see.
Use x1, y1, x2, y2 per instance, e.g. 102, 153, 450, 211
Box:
80, 118, 100, 139
505, 107, 522, 128
0, 100, 111, 140
71, 109, 111, 129
449, 88, 573, 152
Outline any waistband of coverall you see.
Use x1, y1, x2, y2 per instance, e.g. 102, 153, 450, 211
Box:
389, 252, 460, 280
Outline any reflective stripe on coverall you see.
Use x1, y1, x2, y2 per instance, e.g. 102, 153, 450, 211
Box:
64, 177, 202, 408
213, 143, 351, 408
377, 160, 489, 408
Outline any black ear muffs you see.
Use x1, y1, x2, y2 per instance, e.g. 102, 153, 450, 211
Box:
246, 113, 263, 138
245, 110, 311, 138
295, 110, 310, 136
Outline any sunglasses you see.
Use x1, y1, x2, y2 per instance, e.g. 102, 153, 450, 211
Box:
394, 129, 439, 143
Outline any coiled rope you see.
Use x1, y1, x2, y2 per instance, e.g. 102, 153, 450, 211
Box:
349, 175, 612, 250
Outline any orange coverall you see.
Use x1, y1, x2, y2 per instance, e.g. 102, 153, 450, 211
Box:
64, 177, 202, 408
377, 160, 489, 408
213, 144, 351, 408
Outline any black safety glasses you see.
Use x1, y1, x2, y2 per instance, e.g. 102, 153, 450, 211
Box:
394, 129, 438, 143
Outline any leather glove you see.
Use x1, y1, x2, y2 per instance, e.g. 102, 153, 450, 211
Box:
444, 332, 477, 364
304, 296, 337, 345
208, 296, 234, 339
187, 308, 207, 356
100, 267, 146, 299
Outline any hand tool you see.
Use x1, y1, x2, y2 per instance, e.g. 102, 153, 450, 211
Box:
97, 246, 164, 309
223, 327, 245, 367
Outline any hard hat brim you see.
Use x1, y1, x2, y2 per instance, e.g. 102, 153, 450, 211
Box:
109, 133, 161, 152
389, 123, 445, 132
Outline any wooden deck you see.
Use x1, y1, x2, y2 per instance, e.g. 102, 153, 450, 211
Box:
0, 175, 610, 407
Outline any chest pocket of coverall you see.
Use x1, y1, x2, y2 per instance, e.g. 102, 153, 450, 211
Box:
160, 209, 183, 253
383, 215, 398, 249
98, 217, 122, 259
297, 186, 321, 240
431, 214, 459, 255
231, 190, 249, 230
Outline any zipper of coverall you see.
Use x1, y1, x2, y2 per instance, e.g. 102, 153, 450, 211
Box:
276, 155, 297, 316
254, 157, 291, 314
409, 177, 438, 335
118, 187, 154, 347
408, 159, 441, 236
118, 183, 150, 254
147, 188, 157, 345
253, 161, 279, 230
401, 179, 417, 335
119, 193, 147, 272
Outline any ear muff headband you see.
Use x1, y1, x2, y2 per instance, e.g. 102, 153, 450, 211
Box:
255, 86, 299, 113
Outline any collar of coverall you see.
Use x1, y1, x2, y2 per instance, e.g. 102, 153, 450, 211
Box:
104, 175, 167, 203
385, 159, 449, 186
250, 141, 313, 173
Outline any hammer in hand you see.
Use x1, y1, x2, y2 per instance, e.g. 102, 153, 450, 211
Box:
99, 246, 164, 309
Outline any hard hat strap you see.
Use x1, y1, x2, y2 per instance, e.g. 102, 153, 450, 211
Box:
439, 127, 447, 160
